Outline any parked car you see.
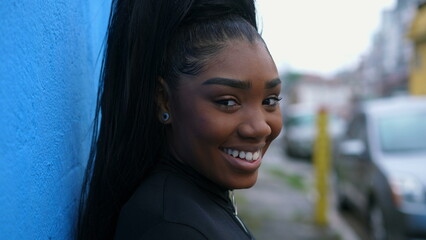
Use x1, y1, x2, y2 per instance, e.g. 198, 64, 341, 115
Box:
283, 104, 346, 158
334, 96, 426, 240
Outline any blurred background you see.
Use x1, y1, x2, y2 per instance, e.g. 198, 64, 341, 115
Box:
1, 0, 426, 239
235, 0, 426, 240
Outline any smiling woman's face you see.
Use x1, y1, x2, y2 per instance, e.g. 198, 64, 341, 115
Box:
168, 40, 282, 189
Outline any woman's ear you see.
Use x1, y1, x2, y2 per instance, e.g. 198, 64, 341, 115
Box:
156, 78, 172, 124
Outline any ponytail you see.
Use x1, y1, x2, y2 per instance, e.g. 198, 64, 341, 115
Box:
77, 1, 259, 239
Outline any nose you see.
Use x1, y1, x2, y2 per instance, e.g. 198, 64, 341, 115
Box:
237, 110, 272, 140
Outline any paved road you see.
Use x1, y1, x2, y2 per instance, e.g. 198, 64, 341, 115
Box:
235, 139, 362, 240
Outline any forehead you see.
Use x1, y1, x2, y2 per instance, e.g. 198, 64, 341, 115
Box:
186, 40, 278, 85
213, 40, 275, 72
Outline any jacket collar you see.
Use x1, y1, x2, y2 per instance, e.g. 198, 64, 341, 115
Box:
158, 151, 235, 213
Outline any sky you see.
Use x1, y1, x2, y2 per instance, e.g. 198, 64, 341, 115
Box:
256, 0, 396, 77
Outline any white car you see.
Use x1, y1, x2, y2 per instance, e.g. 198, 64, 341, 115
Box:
283, 104, 346, 158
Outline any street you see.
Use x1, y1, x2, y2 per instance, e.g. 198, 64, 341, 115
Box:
235, 137, 366, 240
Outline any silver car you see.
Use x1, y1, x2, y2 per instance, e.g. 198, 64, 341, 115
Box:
334, 96, 426, 240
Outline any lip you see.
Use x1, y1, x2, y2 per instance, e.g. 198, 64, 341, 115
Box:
220, 147, 263, 172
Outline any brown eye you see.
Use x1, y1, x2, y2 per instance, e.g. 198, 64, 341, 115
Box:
215, 99, 238, 107
263, 96, 282, 106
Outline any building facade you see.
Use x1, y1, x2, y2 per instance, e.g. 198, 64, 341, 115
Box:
408, 1, 426, 95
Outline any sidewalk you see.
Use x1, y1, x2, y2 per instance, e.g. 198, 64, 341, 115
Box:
235, 140, 359, 240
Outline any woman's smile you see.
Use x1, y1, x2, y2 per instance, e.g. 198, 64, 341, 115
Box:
221, 147, 262, 162
219, 146, 263, 175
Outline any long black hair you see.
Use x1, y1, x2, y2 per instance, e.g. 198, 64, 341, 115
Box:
77, 0, 260, 239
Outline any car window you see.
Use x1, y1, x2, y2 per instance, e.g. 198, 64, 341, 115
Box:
286, 115, 315, 127
287, 114, 344, 127
346, 114, 366, 140
378, 112, 426, 153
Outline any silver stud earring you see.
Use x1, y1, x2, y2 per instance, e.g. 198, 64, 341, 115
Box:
162, 112, 170, 122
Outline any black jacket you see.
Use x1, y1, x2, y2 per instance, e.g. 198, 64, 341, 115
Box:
114, 155, 255, 240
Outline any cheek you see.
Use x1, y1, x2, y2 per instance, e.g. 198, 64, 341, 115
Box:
192, 112, 237, 144
172, 97, 235, 146
269, 111, 283, 140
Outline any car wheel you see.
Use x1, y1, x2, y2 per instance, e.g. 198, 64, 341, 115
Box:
333, 174, 350, 211
336, 188, 350, 211
369, 202, 387, 240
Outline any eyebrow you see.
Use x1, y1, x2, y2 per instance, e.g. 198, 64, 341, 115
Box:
265, 78, 282, 89
202, 77, 281, 89
202, 77, 251, 89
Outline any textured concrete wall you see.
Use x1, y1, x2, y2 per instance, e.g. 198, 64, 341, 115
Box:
0, 1, 110, 239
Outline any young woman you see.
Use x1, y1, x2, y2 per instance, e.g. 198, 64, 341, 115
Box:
77, 0, 282, 239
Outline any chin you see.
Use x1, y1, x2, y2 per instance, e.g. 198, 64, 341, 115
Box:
226, 172, 258, 190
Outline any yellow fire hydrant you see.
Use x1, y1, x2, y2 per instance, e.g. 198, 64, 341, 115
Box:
313, 108, 331, 226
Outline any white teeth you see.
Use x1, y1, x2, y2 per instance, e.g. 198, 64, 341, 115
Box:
246, 152, 253, 161
253, 151, 259, 160
223, 148, 261, 162
232, 150, 238, 157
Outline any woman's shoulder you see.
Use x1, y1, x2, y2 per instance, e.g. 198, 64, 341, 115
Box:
115, 169, 251, 240
114, 171, 211, 238
120, 170, 207, 213
115, 220, 208, 240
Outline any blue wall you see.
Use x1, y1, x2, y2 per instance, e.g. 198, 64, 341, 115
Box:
0, 1, 110, 239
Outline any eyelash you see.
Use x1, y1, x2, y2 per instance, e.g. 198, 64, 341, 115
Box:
263, 96, 283, 107
215, 96, 282, 110
215, 99, 239, 108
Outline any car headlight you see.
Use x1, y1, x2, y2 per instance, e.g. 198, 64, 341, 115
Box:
390, 174, 425, 207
